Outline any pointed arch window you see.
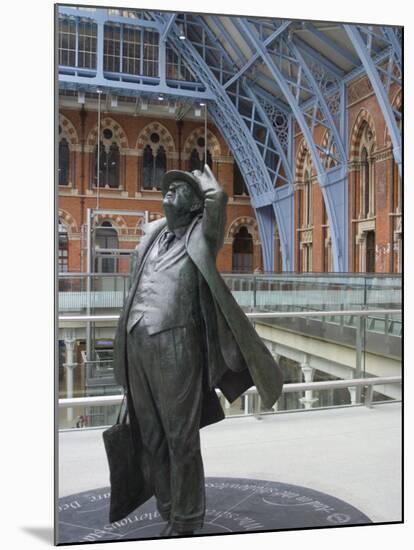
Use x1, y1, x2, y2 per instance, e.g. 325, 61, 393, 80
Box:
189, 148, 200, 172
303, 169, 312, 227
142, 134, 166, 190
108, 143, 120, 187
143, 145, 154, 189
94, 141, 120, 188
357, 124, 375, 219
361, 147, 370, 217
232, 226, 253, 273
59, 138, 70, 185
189, 140, 213, 172
154, 146, 166, 187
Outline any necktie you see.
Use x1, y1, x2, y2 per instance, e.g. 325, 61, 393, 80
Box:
158, 231, 175, 255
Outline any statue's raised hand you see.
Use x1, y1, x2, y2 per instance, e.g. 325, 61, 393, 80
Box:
191, 164, 222, 196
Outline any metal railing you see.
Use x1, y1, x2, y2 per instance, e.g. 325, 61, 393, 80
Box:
58, 308, 401, 323
58, 376, 402, 423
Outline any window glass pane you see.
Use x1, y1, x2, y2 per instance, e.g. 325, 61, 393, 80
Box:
59, 139, 70, 185
78, 20, 97, 69
58, 17, 76, 66
104, 24, 121, 72
143, 30, 159, 77
143, 145, 154, 189
122, 26, 141, 74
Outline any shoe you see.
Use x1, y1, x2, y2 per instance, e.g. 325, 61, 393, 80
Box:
159, 522, 194, 537
159, 522, 174, 537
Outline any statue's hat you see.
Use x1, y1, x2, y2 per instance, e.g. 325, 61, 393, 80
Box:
160, 170, 203, 199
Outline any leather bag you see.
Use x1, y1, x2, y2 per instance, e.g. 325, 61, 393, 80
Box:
102, 392, 152, 523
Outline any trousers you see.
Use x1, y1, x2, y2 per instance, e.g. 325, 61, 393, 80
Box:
126, 320, 205, 533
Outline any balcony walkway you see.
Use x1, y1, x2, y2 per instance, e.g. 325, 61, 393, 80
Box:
58, 402, 402, 524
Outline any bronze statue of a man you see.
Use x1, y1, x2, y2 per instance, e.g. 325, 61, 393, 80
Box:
113, 165, 283, 536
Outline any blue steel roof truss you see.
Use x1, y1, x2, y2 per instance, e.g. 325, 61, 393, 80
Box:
57, 7, 402, 272
175, 13, 296, 270
344, 24, 402, 174
148, 11, 296, 270
236, 17, 350, 271
57, 8, 212, 100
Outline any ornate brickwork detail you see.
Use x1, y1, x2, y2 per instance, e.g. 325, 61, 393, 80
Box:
395, 215, 402, 235
58, 209, 79, 235
149, 212, 163, 221
183, 127, 221, 159
348, 76, 373, 105
87, 117, 129, 150
59, 114, 79, 147
300, 229, 313, 244
384, 88, 402, 146
94, 214, 128, 235
295, 139, 313, 182
349, 109, 377, 160
372, 148, 393, 163
320, 129, 338, 169
226, 216, 258, 242
136, 122, 176, 154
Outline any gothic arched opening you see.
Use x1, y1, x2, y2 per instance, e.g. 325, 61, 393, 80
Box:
232, 226, 253, 273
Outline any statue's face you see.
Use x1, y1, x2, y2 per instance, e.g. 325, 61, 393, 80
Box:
163, 180, 195, 215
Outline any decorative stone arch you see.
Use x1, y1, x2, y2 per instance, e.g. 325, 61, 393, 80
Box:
183, 127, 221, 160
226, 216, 259, 245
135, 218, 146, 237
295, 140, 314, 184
58, 209, 79, 236
59, 114, 79, 148
86, 116, 129, 153
149, 212, 164, 222
94, 214, 128, 236
320, 129, 337, 170
349, 109, 377, 161
136, 122, 176, 156
384, 89, 402, 146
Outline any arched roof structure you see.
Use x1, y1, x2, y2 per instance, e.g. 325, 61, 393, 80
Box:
57, 6, 402, 271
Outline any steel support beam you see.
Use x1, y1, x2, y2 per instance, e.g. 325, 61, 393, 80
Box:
255, 205, 275, 271
223, 22, 291, 90
383, 27, 402, 72
344, 24, 402, 176
161, 14, 176, 41
152, 12, 298, 271
273, 186, 295, 271
192, 16, 295, 270
59, 74, 214, 100
238, 18, 348, 271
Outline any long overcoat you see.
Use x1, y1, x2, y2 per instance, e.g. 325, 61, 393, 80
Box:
113, 175, 283, 428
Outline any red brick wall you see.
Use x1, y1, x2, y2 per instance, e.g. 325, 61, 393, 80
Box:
59, 108, 262, 274
59, 79, 401, 276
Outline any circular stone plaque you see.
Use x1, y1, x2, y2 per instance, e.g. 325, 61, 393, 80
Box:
58, 477, 371, 544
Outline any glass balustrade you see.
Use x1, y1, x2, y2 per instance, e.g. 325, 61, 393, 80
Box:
58, 276, 402, 430
58, 272, 401, 315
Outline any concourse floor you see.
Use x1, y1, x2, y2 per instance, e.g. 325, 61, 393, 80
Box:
58, 403, 402, 524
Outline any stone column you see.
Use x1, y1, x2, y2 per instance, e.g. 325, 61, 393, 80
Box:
299, 359, 318, 409
357, 234, 365, 273
63, 332, 78, 422
348, 386, 357, 405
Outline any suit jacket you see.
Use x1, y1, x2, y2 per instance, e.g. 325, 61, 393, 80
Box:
113, 175, 283, 428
